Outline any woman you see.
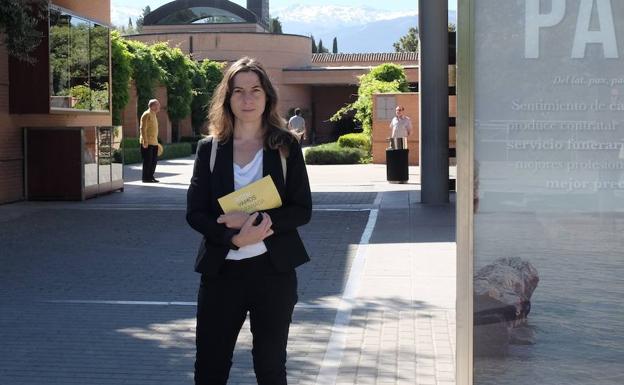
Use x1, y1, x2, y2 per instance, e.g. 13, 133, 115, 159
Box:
186, 57, 312, 385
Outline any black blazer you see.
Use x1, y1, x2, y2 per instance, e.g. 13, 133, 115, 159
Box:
186, 136, 312, 275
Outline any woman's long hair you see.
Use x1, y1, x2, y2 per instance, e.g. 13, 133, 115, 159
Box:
207, 57, 294, 154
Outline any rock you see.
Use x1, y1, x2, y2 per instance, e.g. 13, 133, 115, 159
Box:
510, 326, 536, 345
474, 257, 539, 355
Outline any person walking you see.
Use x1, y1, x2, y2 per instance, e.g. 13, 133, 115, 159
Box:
140, 99, 160, 183
186, 57, 312, 385
287, 108, 305, 143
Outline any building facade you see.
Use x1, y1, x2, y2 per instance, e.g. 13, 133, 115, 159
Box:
123, 0, 422, 145
0, 1, 113, 204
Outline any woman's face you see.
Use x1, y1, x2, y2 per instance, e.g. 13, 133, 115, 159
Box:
229, 71, 267, 127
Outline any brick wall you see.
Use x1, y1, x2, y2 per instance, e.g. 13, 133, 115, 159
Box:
122, 84, 173, 143
372, 93, 457, 166
0, 0, 113, 204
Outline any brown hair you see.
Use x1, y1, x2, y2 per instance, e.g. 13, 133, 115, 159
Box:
207, 56, 294, 154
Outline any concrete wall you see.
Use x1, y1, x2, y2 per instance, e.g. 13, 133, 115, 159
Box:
0, 1, 112, 204
122, 83, 175, 142
372, 93, 456, 166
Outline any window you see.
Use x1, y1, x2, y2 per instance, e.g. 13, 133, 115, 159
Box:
49, 7, 110, 112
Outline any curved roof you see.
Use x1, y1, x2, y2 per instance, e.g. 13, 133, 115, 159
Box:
143, 0, 258, 25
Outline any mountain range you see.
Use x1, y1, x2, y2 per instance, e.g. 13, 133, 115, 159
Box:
112, 4, 457, 54
272, 5, 457, 53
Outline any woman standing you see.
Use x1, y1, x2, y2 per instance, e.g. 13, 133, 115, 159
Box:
186, 57, 312, 385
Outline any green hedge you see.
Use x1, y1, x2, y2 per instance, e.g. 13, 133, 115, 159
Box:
161, 143, 192, 160
121, 137, 141, 148
113, 142, 193, 164
180, 135, 204, 154
338, 133, 371, 152
304, 142, 367, 165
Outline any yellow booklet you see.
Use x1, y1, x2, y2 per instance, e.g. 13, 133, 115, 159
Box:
218, 175, 282, 213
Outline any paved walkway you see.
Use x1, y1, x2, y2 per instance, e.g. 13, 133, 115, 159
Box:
0, 157, 456, 385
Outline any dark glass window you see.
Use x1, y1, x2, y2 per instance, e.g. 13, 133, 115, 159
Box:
157, 7, 246, 24
49, 8, 110, 112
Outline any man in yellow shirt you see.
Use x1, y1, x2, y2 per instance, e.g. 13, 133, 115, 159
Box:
140, 99, 160, 183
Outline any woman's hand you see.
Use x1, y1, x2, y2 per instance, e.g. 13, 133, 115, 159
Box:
216, 212, 250, 229
231, 212, 273, 248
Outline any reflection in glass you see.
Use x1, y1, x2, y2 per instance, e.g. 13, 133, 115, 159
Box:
49, 8, 110, 112
111, 126, 123, 183
70, 17, 90, 109
98, 126, 112, 185
84, 127, 98, 188
90, 24, 109, 111
50, 9, 71, 108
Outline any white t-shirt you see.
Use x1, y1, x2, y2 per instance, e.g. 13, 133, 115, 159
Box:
390, 116, 412, 138
225, 149, 268, 261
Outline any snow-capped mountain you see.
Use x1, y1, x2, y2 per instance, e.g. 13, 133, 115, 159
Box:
273, 5, 456, 53
273, 4, 417, 26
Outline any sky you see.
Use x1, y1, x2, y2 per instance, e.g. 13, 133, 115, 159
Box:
111, 0, 457, 27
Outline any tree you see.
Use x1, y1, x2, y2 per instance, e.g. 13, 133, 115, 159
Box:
136, 6, 151, 31
126, 17, 136, 34
0, 0, 47, 63
332, 37, 338, 54
123, 39, 163, 122
269, 17, 282, 34
331, 63, 408, 137
393, 27, 418, 53
394, 23, 456, 52
111, 31, 133, 125
151, 43, 194, 142
190, 60, 224, 134
311, 35, 317, 53
317, 39, 328, 53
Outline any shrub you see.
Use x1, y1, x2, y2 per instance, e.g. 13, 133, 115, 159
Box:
160, 142, 192, 160
180, 135, 204, 154
111, 31, 132, 125
114, 142, 193, 164
338, 133, 371, 152
121, 137, 140, 148
304, 142, 367, 165
330, 63, 408, 138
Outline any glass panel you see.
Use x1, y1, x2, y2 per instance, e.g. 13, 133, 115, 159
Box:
111, 126, 124, 183
90, 23, 110, 111
473, 1, 624, 385
69, 16, 90, 110
97, 127, 112, 185
49, 8, 110, 112
84, 127, 98, 188
50, 9, 71, 108
157, 7, 246, 24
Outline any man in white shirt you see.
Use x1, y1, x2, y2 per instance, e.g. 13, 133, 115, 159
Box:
389, 105, 412, 139
288, 108, 306, 143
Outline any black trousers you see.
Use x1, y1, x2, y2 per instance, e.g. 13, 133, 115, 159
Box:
195, 253, 298, 385
141, 145, 158, 181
